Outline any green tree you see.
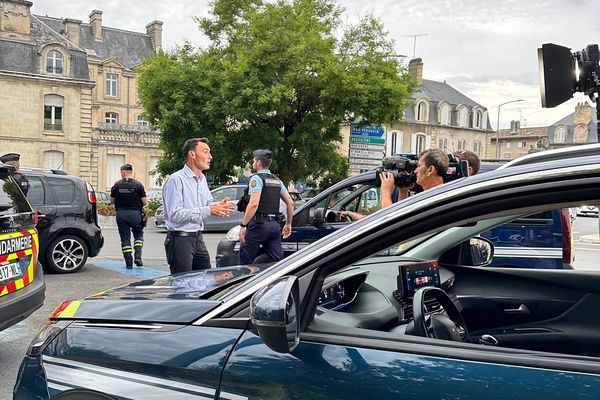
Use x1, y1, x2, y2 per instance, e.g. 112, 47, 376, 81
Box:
138, 0, 414, 185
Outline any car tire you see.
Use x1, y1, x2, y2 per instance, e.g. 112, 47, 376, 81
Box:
44, 235, 88, 274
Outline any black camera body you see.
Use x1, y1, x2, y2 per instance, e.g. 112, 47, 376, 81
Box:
375, 153, 469, 188
375, 154, 418, 187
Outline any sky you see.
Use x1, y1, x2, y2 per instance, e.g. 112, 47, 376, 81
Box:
30, 0, 600, 129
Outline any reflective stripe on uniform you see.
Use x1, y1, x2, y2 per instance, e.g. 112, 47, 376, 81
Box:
122, 246, 133, 254
133, 240, 143, 248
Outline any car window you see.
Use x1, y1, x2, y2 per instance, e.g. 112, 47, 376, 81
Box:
0, 177, 30, 215
47, 177, 75, 205
213, 187, 240, 202
26, 176, 45, 206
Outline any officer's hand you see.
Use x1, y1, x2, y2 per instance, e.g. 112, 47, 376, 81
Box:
282, 223, 292, 239
239, 226, 247, 243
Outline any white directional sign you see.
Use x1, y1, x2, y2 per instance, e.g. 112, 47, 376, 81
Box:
349, 142, 386, 152
349, 149, 385, 159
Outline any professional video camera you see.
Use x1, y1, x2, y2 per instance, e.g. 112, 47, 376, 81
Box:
375, 153, 469, 188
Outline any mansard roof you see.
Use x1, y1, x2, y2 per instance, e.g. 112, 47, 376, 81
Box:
0, 15, 90, 80
36, 15, 155, 69
405, 79, 493, 131
547, 107, 598, 144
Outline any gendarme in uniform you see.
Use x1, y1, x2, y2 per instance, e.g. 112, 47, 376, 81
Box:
110, 164, 147, 268
239, 149, 291, 264
0, 153, 29, 196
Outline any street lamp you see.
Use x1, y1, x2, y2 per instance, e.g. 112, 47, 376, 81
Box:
495, 99, 524, 158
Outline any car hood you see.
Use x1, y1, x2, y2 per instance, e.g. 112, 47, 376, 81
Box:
51, 265, 269, 324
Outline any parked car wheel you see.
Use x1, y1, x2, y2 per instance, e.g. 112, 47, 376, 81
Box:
44, 235, 88, 273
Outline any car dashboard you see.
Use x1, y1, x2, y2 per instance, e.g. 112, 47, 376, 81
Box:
315, 258, 456, 332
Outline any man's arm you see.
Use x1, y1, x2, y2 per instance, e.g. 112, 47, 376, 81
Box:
280, 191, 294, 239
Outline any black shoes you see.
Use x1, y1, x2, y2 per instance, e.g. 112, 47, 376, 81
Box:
134, 257, 143, 267
126, 264, 133, 269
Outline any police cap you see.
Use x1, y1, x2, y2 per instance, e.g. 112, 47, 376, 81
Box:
120, 163, 133, 171
0, 153, 20, 163
252, 149, 273, 160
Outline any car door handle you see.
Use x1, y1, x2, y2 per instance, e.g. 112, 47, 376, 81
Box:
504, 304, 529, 314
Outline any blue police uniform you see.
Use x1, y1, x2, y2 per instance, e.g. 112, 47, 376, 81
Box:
239, 169, 287, 265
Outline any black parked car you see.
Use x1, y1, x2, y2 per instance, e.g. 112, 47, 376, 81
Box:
22, 168, 104, 273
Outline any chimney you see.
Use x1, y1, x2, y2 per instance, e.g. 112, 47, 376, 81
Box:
0, 0, 33, 41
63, 18, 81, 46
574, 102, 592, 125
510, 120, 520, 133
408, 58, 423, 86
146, 20, 163, 52
89, 9, 102, 41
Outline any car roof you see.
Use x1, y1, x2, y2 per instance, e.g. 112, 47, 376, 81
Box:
499, 143, 600, 169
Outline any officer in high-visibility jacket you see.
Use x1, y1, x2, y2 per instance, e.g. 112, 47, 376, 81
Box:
238, 149, 294, 265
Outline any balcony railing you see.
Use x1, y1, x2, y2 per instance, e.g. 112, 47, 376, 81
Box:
93, 123, 160, 146
44, 122, 63, 131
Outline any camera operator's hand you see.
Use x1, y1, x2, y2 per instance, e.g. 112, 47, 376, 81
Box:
380, 172, 395, 209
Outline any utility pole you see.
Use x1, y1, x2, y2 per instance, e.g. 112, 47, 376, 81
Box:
401, 34, 428, 58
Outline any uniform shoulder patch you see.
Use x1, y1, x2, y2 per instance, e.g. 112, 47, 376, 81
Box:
250, 180, 257, 188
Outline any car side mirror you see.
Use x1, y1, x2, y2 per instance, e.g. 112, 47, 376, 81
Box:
250, 276, 300, 354
467, 237, 494, 267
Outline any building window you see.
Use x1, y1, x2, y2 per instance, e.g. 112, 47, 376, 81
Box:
474, 141, 481, 154
137, 115, 149, 128
555, 126, 566, 143
458, 106, 468, 127
44, 94, 64, 131
415, 134, 426, 154
148, 157, 162, 189
517, 141, 527, 148
506, 142, 511, 149
417, 101, 427, 122
475, 110, 483, 129
43, 150, 64, 170
46, 50, 64, 75
105, 112, 119, 124
107, 154, 125, 190
440, 104, 451, 125
105, 73, 118, 97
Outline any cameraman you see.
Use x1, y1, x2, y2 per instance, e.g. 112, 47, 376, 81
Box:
341, 148, 450, 220
381, 147, 449, 208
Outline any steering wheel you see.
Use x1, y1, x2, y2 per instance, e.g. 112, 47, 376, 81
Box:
410, 287, 471, 342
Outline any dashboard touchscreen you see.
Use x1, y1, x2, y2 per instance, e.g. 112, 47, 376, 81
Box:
399, 261, 440, 297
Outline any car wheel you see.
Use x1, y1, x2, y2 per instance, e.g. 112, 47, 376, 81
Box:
44, 235, 88, 273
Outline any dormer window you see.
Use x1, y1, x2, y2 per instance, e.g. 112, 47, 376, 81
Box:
458, 106, 468, 127
46, 50, 64, 75
415, 99, 429, 122
440, 104, 451, 125
554, 126, 566, 143
474, 110, 483, 129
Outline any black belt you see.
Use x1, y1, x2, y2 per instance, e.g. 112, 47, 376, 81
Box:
169, 230, 203, 237
253, 214, 282, 223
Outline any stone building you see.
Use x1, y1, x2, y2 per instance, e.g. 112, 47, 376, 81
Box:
491, 102, 598, 159
386, 58, 492, 156
0, 0, 163, 191
342, 58, 492, 174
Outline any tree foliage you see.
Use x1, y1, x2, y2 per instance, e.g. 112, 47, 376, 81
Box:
137, 0, 414, 186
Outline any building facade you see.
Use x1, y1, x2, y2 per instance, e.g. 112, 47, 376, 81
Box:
490, 102, 598, 159
0, 0, 163, 191
342, 58, 493, 174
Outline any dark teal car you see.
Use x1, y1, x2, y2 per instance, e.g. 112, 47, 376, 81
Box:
14, 152, 600, 399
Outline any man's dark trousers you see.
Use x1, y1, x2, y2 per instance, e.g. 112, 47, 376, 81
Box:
239, 220, 283, 264
116, 209, 143, 267
165, 232, 211, 274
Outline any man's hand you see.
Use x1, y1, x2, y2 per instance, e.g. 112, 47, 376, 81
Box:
282, 222, 292, 239
239, 226, 247, 243
210, 197, 235, 217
